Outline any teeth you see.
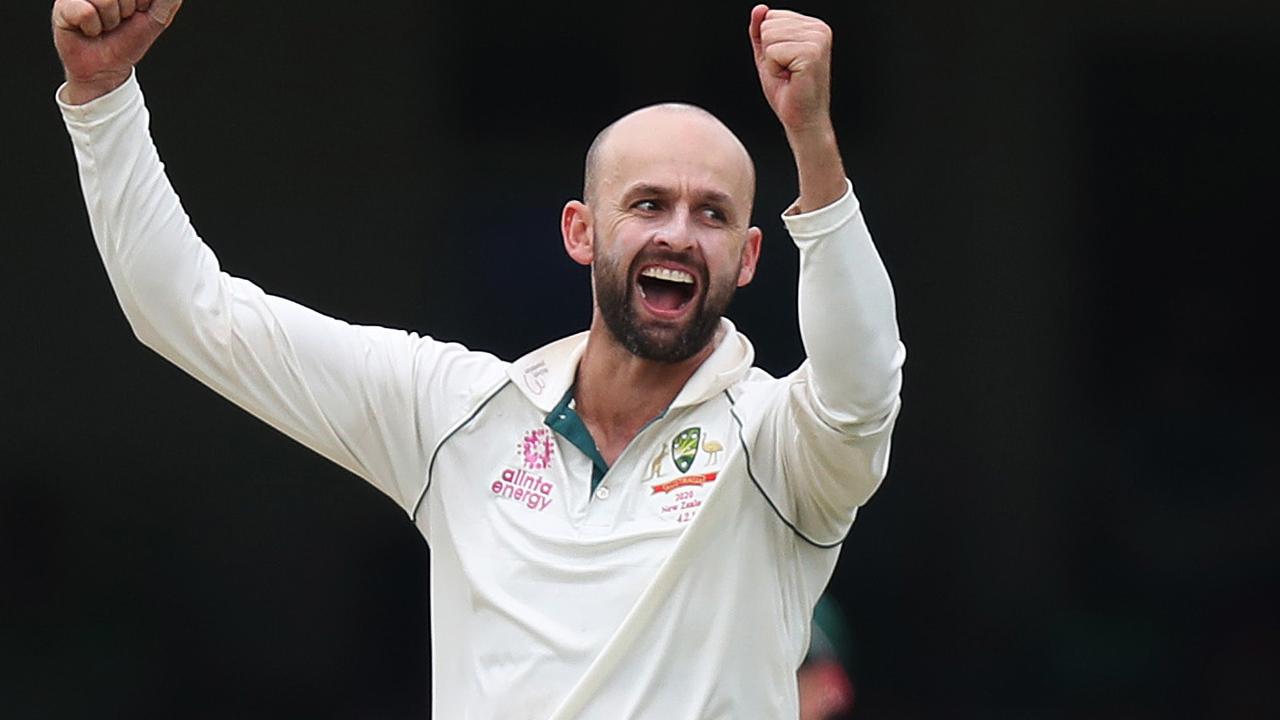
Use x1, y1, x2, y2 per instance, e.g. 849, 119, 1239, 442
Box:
639, 267, 695, 284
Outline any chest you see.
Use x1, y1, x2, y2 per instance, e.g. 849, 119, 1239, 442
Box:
422, 387, 741, 545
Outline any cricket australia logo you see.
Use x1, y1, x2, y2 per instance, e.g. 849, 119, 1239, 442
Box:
671, 427, 701, 473
649, 427, 723, 525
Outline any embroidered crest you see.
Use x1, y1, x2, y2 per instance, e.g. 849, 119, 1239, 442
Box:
671, 427, 701, 473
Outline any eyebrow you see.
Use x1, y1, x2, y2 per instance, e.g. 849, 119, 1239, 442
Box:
621, 183, 734, 208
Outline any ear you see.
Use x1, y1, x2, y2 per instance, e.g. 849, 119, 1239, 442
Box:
736, 226, 763, 287
562, 200, 594, 266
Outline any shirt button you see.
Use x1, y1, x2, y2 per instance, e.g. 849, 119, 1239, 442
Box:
595, 486, 610, 500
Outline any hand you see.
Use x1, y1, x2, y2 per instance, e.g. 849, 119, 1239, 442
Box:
748, 5, 846, 212
749, 4, 833, 136
52, 0, 184, 104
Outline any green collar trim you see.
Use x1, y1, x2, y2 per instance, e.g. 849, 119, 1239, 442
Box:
545, 386, 609, 492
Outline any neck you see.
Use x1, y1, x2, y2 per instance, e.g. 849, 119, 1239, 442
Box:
573, 316, 718, 458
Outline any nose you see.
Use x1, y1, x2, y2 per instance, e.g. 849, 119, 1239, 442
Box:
652, 206, 697, 253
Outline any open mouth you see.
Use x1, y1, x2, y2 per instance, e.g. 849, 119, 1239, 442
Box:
636, 265, 698, 316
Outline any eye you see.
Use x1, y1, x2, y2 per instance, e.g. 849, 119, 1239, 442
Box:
632, 199, 661, 213
702, 206, 728, 223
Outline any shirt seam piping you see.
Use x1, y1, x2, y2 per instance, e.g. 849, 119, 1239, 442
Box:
410, 378, 512, 522
724, 389, 849, 550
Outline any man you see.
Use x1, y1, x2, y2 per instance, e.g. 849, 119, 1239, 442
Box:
53, 1, 904, 717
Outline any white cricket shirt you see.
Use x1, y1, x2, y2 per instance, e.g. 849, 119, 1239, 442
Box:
60, 72, 905, 719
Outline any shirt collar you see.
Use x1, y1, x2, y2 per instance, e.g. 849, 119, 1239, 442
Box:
506, 317, 756, 413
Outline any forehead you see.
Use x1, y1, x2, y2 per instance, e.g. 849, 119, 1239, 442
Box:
595, 110, 754, 206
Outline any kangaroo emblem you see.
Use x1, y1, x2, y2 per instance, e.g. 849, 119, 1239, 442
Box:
645, 447, 665, 479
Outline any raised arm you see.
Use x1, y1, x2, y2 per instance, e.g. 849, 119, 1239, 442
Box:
750, 5, 905, 541
52, 1, 501, 511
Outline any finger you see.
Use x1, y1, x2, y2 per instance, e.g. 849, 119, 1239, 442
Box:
53, 0, 104, 37
147, 0, 182, 27
120, 0, 136, 21
86, 0, 122, 32
760, 16, 831, 45
760, 26, 830, 67
137, 0, 152, 11
761, 26, 828, 51
749, 4, 768, 62
765, 40, 819, 74
760, 8, 813, 23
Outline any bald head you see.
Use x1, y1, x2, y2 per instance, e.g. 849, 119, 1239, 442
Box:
582, 104, 757, 213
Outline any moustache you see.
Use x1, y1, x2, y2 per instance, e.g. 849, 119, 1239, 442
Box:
628, 248, 710, 286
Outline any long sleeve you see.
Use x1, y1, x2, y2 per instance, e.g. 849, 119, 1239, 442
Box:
787, 179, 904, 428
755, 180, 905, 543
58, 73, 500, 512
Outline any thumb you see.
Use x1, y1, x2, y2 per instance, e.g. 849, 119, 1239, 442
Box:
748, 4, 768, 64
147, 0, 183, 28
116, 0, 182, 59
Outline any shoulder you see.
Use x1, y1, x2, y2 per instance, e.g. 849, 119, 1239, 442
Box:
726, 363, 791, 405
406, 335, 513, 418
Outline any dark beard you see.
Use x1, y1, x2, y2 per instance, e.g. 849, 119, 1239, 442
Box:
593, 247, 737, 363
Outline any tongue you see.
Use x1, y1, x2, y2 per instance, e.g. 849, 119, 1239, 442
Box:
642, 280, 688, 311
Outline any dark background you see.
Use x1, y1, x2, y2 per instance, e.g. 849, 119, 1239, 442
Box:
3, 1, 1276, 718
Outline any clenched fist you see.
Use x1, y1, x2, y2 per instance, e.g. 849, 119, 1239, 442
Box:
53, 0, 184, 104
748, 5, 845, 212
749, 4, 833, 135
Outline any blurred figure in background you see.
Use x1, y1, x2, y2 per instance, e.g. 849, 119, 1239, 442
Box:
799, 593, 857, 719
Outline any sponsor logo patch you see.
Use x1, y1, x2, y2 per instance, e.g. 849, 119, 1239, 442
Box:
487, 428, 557, 513
518, 427, 555, 471
491, 467, 554, 512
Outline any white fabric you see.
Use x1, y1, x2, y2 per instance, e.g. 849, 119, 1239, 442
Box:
60, 72, 905, 719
